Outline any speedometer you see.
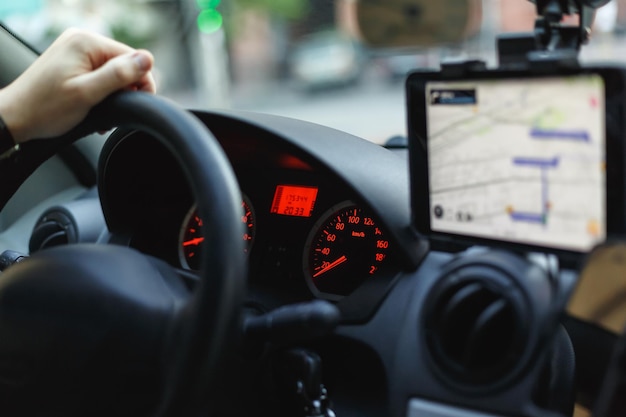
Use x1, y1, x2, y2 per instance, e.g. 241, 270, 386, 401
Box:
179, 196, 255, 270
303, 201, 391, 300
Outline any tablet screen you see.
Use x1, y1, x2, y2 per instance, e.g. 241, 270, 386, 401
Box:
426, 74, 606, 252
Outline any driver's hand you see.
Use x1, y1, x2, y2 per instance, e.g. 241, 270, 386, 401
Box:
0, 28, 156, 144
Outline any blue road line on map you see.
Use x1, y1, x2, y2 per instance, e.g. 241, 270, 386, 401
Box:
509, 156, 558, 226
530, 128, 590, 142
510, 211, 545, 224
512, 156, 560, 169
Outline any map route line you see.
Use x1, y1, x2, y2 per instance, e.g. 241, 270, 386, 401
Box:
509, 212, 545, 223
512, 156, 559, 168
529, 128, 590, 142
508, 156, 560, 225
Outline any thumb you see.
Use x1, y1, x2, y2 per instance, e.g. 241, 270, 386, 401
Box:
70, 50, 154, 105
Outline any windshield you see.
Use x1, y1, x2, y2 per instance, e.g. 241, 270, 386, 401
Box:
1, 0, 624, 144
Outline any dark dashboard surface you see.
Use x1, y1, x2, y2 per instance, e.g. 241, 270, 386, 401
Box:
97, 110, 425, 322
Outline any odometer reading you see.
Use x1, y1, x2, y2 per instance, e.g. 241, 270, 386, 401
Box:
271, 185, 318, 217
304, 202, 390, 299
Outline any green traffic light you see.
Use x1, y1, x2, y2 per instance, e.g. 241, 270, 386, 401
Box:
197, 9, 223, 34
197, 0, 220, 9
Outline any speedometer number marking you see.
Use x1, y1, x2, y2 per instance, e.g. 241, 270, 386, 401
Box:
304, 202, 391, 299
179, 196, 256, 270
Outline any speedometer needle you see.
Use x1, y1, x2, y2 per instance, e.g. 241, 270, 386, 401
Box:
313, 255, 348, 278
183, 237, 205, 247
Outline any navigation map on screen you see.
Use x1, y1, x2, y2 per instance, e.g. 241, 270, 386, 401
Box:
426, 74, 606, 252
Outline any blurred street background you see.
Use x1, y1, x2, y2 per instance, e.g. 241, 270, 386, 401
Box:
1, 0, 626, 144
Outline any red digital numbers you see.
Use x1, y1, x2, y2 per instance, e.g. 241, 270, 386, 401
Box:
271, 185, 319, 218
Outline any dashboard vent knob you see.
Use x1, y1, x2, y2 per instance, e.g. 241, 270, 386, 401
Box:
29, 212, 75, 253
424, 263, 529, 390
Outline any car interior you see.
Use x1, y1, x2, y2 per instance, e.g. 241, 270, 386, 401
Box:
0, 0, 624, 417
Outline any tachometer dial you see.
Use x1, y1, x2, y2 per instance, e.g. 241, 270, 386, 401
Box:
304, 201, 390, 300
179, 196, 255, 270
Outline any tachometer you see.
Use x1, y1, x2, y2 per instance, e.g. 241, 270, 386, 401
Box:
303, 201, 390, 300
179, 196, 255, 270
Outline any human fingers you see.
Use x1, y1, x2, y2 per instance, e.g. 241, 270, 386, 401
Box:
66, 49, 154, 105
53, 28, 136, 66
134, 70, 157, 94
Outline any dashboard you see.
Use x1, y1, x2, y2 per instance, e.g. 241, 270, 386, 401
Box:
7, 106, 599, 417
97, 110, 425, 322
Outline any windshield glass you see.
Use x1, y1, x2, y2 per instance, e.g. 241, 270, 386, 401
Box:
1, 0, 624, 144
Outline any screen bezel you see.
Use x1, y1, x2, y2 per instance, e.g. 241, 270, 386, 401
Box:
407, 66, 626, 264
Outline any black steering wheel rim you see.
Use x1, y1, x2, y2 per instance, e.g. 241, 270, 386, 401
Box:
97, 92, 247, 416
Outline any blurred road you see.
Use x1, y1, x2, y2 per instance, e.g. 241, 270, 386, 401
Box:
230, 77, 407, 145
169, 75, 407, 145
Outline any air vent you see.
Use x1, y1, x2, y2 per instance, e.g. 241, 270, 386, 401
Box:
28, 199, 106, 254
29, 212, 76, 253
424, 268, 528, 389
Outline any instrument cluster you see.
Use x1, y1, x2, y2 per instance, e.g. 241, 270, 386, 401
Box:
177, 165, 396, 301
99, 115, 411, 312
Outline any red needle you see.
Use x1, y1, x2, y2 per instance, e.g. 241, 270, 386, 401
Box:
313, 255, 348, 278
183, 237, 205, 247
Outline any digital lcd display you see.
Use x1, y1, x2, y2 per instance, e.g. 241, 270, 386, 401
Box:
425, 74, 606, 252
271, 185, 318, 217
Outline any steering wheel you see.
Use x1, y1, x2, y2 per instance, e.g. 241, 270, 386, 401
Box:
0, 92, 247, 416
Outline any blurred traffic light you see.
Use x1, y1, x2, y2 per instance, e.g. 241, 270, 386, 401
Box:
196, 0, 223, 34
